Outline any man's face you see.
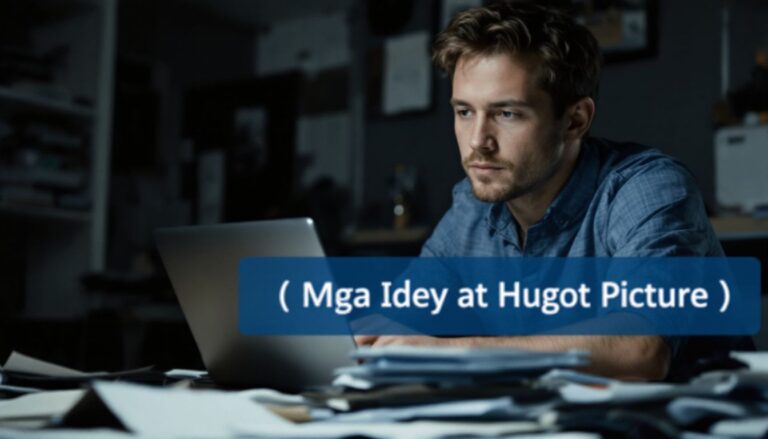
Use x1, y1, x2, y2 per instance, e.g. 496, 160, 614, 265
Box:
451, 53, 569, 203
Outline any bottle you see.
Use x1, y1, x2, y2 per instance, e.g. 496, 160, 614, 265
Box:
391, 164, 412, 230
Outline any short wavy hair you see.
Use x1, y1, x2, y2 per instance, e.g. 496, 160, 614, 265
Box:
433, 1, 601, 117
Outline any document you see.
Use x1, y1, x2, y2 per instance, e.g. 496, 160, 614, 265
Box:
233, 419, 554, 439
558, 381, 675, 404
0, 389, 85, 428
3, 351, 153, 383
667, 397, 750, 426
319, 396, 551, 423
0, 427, 133, 438
3, 352, 87, 378
710, 416, 768, 437
338, 346, 589, 387
732, 352, 768, 372
238, 388, 307, 406
62, 381, 289, 437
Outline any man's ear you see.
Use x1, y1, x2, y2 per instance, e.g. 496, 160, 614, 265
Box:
563, 97, 596, 142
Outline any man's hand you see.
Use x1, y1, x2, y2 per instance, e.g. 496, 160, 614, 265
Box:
353, 334, 669, 381
354, 335, 449, 347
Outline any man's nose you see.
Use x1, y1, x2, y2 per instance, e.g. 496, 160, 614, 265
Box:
469, 115, 496, 152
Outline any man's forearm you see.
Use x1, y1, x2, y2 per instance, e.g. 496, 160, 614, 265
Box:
358, 334, 670, 381
441, 335, 670, 380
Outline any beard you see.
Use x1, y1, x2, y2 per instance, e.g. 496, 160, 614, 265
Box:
462, 149, 563, 203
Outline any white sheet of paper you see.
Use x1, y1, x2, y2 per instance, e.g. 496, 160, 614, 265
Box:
559, 381, 674, 403
0, 384, 40, 394
667, 397, 748, 425
539, 369, 615, 386
383, 32, 431, 115
164, 369, 207, 379
732, 351, 768, 372
326, 396, 516, 423
331, 373, 374, 390
710, 416, 768, 437
233, 419, 549, 439
237, 388, 306, 406
0, 389, 85, 420
0, 427, 133, 438
3, 352, 86, 378
89, 381, 288, 437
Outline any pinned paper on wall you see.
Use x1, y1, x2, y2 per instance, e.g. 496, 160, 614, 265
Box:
382, 32, 432, 115
256, 13, 350, 76
296, 112, 351, 188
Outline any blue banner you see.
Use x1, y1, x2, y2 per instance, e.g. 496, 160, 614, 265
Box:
238, 257, 761, 336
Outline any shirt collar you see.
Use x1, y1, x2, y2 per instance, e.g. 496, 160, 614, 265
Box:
484, 139, 600, 235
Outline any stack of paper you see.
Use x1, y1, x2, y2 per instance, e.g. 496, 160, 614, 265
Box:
335, 345, 589, 388
301, 346, 590, 424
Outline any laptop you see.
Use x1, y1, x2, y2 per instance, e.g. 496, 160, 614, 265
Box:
154, 217, 355, 390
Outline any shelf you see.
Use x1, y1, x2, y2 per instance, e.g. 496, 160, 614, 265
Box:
343, 226, 430, 246
0, 202, 91, 223
0, 86, 94, 120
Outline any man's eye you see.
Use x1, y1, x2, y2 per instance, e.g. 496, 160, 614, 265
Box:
455, 109, 472, 118
499, 110, 519, 120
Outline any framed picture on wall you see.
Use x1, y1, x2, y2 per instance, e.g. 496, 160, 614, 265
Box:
572, 0, 659, 62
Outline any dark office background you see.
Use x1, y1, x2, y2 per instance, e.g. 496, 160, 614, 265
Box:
1, 0, 767, 372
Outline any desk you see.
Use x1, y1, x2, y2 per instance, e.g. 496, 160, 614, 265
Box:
710, 215, 768, 241
4, 369, 768, 438
341, 227, 430, 256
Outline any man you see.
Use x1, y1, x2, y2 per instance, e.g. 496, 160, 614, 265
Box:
356, 1, 752, 381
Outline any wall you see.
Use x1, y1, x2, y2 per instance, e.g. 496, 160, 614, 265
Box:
595, 0, 768, 211
117, 0, 254, 169
360, 0, 768, 224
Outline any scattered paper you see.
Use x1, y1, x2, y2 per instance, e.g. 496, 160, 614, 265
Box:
0, 389, 84, 421
4, 352, 87, 378
233, 419, 546, 439
0, 384, 40, 395
68, 381, 288, 437
732, 352, 768, 372
710, 416, 768, 437
559, 381, 675, 404
164, 369, 207, 380
325, 396, 516, 422
539, 369, 615, 386
0, 427, 133, 438
332, 373, 374, 390
238, 388, 306, 406
668, 397, 749, 426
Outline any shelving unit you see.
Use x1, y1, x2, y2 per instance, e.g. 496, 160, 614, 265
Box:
0, 201, 91, 223
0, 85, 95, 119
0, 0, 116, 318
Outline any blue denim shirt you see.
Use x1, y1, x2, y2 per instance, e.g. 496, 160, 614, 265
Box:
421, 137, 753, 381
